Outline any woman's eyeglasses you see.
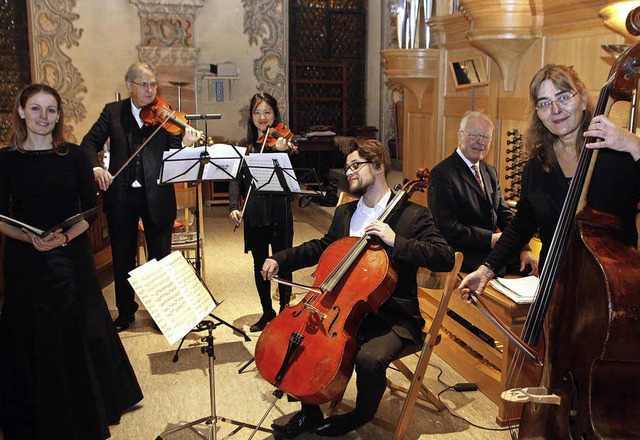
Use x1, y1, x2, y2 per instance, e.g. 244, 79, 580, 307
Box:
535, 92, 577, 111
343, 161, 372, 174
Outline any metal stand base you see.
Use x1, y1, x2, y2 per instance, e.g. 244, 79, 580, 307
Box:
156, 321, 271, 440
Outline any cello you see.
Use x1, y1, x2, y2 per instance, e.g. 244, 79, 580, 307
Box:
254, 169, 429, 404
488, 42, 640, 438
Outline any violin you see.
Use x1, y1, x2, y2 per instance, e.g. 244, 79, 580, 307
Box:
140, 96, 205, 141
256, 122, 297, 152
254, 169, 430, 404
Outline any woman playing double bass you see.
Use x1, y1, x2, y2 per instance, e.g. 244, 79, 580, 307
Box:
460, 64, 640, 296
260, 138, 455, 438
459, 62, 640, 438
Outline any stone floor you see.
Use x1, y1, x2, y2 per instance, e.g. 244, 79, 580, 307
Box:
100, 202, 514, 440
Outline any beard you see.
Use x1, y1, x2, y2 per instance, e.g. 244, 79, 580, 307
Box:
349, 179, 369, 198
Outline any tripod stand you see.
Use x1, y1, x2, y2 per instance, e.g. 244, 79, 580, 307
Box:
160, 143, 251, 361
156, 320, 272, 440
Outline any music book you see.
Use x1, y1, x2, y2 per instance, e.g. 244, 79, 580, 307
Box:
127, 251, 217, 345
0, 207, 98, 238
489, 276, 539, 304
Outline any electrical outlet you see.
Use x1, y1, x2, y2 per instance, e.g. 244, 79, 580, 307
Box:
215, 81, 224, 102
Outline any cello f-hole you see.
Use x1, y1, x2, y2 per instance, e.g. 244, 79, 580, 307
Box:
327, 306, 341, 338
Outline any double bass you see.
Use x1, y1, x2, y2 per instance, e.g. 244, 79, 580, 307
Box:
489, 41, 640, 439
253, 170, 429, 404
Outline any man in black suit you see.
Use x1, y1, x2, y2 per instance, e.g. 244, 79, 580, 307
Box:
261, 138, 455, 438
81, 62, 200, 331
428, 111, 537, 275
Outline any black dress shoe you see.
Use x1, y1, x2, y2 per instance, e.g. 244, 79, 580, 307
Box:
271, 407, 324, 438
113, 314, 135, 332
249, 310, 276, 332
315, 412, 365, 437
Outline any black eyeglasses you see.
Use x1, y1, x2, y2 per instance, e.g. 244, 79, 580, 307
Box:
343, 161, 372, 174
131, 80, 158, 89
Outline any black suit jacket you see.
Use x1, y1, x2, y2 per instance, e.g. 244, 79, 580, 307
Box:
428, 151, 514, 273
80, 99, 181, 223
271, 196, 455, 345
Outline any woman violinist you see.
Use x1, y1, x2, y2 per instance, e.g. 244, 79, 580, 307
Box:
460, 63, 640, 302
80, 62, 200, 332
228, 92, 298, 332
260, 139, 454, 437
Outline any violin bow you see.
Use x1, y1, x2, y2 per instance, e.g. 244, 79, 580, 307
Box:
468, 290, 542, 365
111, 109, 177, 180
233, 125, 274, 232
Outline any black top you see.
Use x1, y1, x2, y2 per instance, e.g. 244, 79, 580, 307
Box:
485, 148, 640, 271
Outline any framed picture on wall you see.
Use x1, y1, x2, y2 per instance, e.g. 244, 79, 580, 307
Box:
449, 58, 488, 90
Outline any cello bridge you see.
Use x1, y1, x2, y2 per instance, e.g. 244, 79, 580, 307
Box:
303, 303, 327, 319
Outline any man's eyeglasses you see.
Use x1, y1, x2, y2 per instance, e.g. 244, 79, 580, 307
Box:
460, 132, 491, 142
343, 161, 372, 174
535, 92, 577, 111
131, 81, 158, 89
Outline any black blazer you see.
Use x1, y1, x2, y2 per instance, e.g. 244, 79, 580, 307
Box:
428, 151, 514, 272
80, 99, 182, 223
271, 196, 455, 345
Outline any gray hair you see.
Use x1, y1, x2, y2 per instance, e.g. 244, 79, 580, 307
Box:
459, 110, 494, 133
124, 62, 157, 82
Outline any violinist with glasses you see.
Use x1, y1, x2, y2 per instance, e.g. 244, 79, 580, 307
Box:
80, 61, 200, 332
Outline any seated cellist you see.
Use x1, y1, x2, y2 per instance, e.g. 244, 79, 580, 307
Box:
261, 138, 455, 438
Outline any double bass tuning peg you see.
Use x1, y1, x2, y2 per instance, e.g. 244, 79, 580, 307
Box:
507, 129, 519, 136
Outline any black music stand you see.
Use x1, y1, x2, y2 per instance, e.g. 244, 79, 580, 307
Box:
160, 144, 251, 358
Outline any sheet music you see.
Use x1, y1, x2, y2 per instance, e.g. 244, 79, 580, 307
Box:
160, 144, 246, 183
489, 276, 539, 304
127, 251, 217, 344
244, 152, 302, 193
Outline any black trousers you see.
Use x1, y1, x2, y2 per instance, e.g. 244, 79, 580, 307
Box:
246, 224, 292, 314
107, 187, 173, 317
303, 314, 412, 422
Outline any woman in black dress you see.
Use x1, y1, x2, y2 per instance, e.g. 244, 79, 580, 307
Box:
0, 83, 143, 439
229, 92, 297, 332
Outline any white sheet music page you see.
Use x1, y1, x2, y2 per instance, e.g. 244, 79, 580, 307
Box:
161, 144, 246, 183
127, 251, 216, 344
244, 152, 302, 193
489, 276, 539, 304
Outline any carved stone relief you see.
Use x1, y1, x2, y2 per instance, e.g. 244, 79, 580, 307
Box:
29, 0, 87, 142
240, 0, 287, 127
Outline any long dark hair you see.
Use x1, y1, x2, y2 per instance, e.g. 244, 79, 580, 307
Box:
8, 83, 67, 154
525, 64, 593, 171
246, 92, 282, 152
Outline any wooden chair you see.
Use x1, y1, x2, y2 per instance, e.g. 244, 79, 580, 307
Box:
171, 183, 205, 276
136, 183, 205, 276
332, 252, 464, 439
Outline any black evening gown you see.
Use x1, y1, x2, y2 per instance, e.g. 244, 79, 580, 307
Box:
0, 144, 143, 440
